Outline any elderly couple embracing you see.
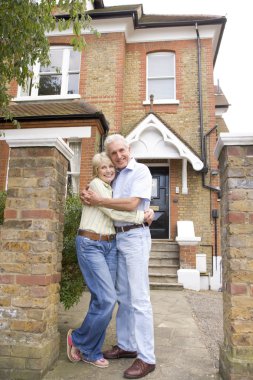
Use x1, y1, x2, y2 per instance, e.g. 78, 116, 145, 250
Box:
66, 134, 156, 379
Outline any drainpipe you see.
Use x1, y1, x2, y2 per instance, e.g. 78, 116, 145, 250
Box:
195, 23, 221, 197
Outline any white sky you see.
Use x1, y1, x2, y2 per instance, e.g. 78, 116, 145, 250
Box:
104, 0, 252, 133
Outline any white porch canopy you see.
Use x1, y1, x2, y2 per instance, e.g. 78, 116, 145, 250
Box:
126, 113, 203, 194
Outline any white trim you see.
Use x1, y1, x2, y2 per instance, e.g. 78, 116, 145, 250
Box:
182, 159, 188, 194
214, 133, 253, 159
6, 138, 74, 161
215, 107, 228, 117
143, 99, 179, 105
14, 94, 81, 102
126, 113, 203, 171
0, 127, 91, 140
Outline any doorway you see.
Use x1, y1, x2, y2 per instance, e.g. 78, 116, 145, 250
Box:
149, 167, 169, 239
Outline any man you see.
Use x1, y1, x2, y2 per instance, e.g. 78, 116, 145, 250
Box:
81, 134, 156, 379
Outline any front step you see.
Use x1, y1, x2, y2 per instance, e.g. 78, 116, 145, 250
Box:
150, 282, 184, 290
149, 264, 178, 275
149, 273, 178, 283
149, 240, 183, 290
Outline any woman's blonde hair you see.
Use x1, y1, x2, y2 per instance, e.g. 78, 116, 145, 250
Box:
92, 152, 114, 178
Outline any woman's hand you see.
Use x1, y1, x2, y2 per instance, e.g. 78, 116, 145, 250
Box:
80, 188, 101, 206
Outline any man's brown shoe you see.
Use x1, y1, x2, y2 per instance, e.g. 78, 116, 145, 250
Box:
123, 359, 155, 379
103, 345, 137, 359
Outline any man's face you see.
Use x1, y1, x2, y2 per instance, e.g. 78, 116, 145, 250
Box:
107, 140, 131, 170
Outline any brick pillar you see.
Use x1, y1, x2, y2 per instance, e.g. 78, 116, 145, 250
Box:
216, 139, 253, 380
0, 138, 73, 380
179, 245, 197, 269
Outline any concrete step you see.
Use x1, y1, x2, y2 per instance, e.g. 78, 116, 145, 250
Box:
149, 282, 183, 290
150, 251, 179, 260
149, 257, 179, 266
149, 240, 181, 290
149, 273, 178, 283
149, 264, 178, 275
151, 241, 179, 252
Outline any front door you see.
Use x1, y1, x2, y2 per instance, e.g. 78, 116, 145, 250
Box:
149, 167, 169, 239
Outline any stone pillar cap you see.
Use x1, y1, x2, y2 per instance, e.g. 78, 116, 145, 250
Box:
5, 137, 74, 161
215, 133, 253, 159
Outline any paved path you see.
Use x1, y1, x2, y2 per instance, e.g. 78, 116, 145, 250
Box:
43, 290, 221, 380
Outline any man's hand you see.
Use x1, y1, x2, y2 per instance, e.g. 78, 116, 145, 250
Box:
144, 208, 154, 226
80, 188, 101, 206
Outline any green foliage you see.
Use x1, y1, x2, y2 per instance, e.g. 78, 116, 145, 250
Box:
60, 193, 84, 309
0, 191, 7, 225
0, 0, 99, 121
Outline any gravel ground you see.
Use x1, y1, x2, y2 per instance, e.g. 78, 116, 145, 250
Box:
185, 290, 224, 369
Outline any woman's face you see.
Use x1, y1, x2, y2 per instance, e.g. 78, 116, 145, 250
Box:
97, 161, 115, 184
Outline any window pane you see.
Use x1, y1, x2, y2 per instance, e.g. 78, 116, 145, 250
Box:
148, 53, 174, 77
40, 50, 63, 73
148, 78, 174, 99
38, 75, 62, 95
68, 74, 79, 94
69, 50, 81, 71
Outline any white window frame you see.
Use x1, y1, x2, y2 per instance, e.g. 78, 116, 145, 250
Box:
67, 139, 82, 195
15, 46, 81, 101
143, 52, 179, 105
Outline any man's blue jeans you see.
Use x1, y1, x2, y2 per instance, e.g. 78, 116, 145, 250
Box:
116, 226, 156, 364
72, 235, 117, 361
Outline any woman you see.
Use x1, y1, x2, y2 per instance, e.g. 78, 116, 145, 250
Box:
67, 152, 145, 368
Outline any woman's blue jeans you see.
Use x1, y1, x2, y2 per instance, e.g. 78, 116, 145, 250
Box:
72, 235, 117, 361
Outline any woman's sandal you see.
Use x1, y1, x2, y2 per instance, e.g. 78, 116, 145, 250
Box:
82, 356, 109, 368
67, 329, 81, 362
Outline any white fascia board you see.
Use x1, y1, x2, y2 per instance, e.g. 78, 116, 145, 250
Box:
215, 107, 228, 117
46, 18, 131, 36
214, 133, 253, 159
0, 127, 91, 140
46, 19, 218, 44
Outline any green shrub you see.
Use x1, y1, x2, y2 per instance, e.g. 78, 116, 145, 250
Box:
0, 191, 7, 225
60, 193, 84, 310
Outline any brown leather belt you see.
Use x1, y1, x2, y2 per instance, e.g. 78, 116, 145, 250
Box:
78, 230, 116, 242
115, 222, 149, 233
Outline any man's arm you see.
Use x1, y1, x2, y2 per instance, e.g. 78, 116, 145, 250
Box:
80, 188, 140, 211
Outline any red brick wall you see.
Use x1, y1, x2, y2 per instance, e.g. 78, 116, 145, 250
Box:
0, 141, 9, 191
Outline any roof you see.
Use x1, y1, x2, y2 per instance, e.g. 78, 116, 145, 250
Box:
87, 4, 226, 27
0, 100, 109, 132
214, 85, 230, 108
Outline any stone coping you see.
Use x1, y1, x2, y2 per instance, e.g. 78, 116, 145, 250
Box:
214, 132, 253, 159
5, 137, 74, 161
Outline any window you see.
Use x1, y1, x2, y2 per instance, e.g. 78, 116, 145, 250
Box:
146, 52, 176, 102
19, 46, 81, 99
67, 140, 82, 194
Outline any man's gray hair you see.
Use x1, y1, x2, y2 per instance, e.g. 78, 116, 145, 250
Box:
104, 134, 129, 155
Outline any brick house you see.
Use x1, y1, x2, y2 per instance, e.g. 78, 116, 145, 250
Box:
0, 0, 229, 289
